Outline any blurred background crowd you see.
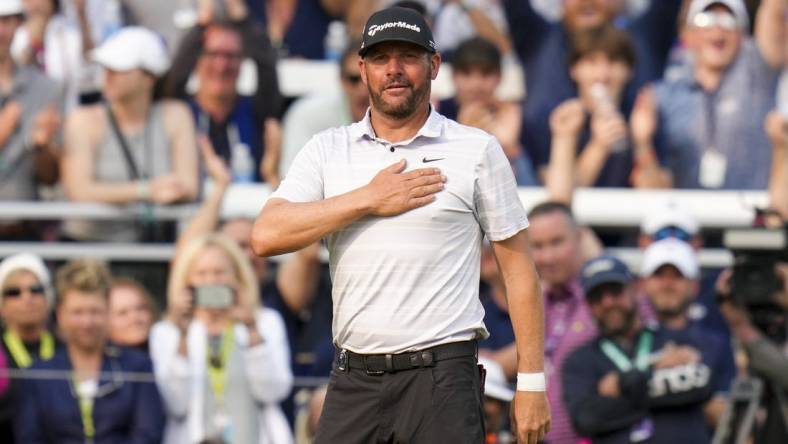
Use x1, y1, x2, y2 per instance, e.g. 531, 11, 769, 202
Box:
0, 0, 785, 443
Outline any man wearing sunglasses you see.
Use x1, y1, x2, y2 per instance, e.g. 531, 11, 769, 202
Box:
563, 256, 715, 444
0, 252, 56, 441
631, 0, 785, 190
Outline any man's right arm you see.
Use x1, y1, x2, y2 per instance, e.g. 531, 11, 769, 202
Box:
251, 159, 445, 257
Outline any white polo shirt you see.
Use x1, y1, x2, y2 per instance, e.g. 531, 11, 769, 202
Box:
271, 108, 529, 353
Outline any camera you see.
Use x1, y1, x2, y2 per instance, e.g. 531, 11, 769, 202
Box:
723, 225, 788, 342
193, 285, 235, 309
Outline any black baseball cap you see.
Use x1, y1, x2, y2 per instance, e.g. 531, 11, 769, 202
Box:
359, 7, 436, 57
581, 256, 634, 296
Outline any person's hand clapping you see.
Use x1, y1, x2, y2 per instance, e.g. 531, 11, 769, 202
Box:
549, 99, 585, 138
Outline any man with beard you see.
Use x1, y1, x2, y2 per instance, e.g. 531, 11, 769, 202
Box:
639, 238, 736, 427
252, 6, 550, 444
563, 256, 714, 444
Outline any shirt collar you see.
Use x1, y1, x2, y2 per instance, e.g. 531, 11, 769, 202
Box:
349, 105, 444, 143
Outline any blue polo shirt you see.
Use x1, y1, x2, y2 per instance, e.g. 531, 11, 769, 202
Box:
654, 40, 779, 189
502, 0, 682, 174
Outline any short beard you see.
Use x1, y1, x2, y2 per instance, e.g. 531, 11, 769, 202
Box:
368, 67, 431, 119
599, 306, 637, 338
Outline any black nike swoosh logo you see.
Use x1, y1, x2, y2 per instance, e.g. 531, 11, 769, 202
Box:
422, 157, 445, 163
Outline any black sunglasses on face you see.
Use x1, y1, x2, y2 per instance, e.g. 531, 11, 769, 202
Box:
342, 73, 362, 84
3, 285, 45, 298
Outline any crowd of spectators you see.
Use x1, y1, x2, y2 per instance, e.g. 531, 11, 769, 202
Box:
0, 0, 785, 443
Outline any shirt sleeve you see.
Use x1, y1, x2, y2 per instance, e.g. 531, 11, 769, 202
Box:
473, 137, 529, 241
269, 135, 325, 203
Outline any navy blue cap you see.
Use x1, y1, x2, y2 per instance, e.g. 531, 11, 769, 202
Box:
359, 7, 436, 57
581, 256, 634, 295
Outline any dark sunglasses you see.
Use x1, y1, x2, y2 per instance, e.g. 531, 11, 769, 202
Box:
201, 50, 243, 61
3, 285, 45, 298
342, 74, 362, 85
652, 226, 692, 242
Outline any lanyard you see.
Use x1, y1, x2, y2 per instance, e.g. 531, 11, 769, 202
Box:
599, 330, 653, 372
207, 326, 235, 404
3, 330, 55, 368
74, 380, 96, 443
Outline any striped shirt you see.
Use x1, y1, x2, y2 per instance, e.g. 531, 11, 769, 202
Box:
271, 107, 529, 353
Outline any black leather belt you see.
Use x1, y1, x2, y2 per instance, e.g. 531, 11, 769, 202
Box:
337, 340, 477, 375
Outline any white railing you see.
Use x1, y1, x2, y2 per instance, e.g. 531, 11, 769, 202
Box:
0, 186, 769, 267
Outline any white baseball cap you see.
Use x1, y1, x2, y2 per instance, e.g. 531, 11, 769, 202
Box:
687, 0, 749, 30
0, 253, 54, 307
640, 201, 699, 237
479, 357, 514, 402
0, 0, 23, 17
640, 238, 699, 280
91, 27, 170, 76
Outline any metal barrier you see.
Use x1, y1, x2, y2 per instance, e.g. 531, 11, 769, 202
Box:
0, 186, 768, 268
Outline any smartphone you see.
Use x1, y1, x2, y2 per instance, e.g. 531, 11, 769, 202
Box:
193, 285, 234, 309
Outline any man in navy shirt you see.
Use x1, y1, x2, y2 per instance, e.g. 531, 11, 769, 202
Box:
563, 256, 713, 444
501, 0, 682, 178
639, 238, 737, 428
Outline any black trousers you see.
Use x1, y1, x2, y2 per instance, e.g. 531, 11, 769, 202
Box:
314, 354, 485, 444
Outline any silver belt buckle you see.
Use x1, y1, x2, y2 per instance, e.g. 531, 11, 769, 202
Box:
337, 349, 348, 372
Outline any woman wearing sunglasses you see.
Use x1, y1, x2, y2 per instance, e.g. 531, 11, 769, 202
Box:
0, 253, 55, 441
150, 234, 293, 444
15, 259, 165, 443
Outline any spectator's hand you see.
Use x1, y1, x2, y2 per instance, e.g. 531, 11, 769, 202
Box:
765, 110, 787, 150
170, 288, 194, 333
597, 371, 620, 397
0, 101, 22, 146
630, 87, 658, 146
31, 105, 61, 148
654, 342, 701, 369
511, 391, 551, 444
262, 118, 282, 187
223, 0, 249, 21
589, 111, 627, 153
149, 174, 187, 204
458, 102, 495, 132
199, 136, 231, 187
631, 165, 673, 189
361, 159, 446, 217
72, 0, 86, 13
230, 293, 256, 327
549, 99, 585, 138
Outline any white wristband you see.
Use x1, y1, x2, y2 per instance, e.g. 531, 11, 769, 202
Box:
516, 372, 546, 392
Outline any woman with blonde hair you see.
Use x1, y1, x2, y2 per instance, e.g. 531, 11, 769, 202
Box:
150, 233, 293, 444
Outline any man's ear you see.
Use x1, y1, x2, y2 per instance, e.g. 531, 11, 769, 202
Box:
430, 53, 441, 80
359, 58, 369, 86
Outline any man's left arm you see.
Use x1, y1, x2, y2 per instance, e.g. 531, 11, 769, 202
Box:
490, 230, 551, 444
755, 0, 786, 68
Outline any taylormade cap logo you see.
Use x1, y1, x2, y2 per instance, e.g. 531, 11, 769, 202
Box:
358, 6, 436, 56
368, 21, 421, 37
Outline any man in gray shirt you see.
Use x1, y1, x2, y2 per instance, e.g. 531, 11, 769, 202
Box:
631, 0, 785, 190
0, 0, 61, 238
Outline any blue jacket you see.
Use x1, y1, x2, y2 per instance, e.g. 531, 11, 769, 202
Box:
15, 346, 164, 444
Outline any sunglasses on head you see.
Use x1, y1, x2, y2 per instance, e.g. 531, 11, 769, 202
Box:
2, 285, 45, 298
652, 226, 692, 242
691, 11, 739, 31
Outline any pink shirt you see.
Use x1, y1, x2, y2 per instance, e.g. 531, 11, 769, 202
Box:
543, 280, 597, 444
